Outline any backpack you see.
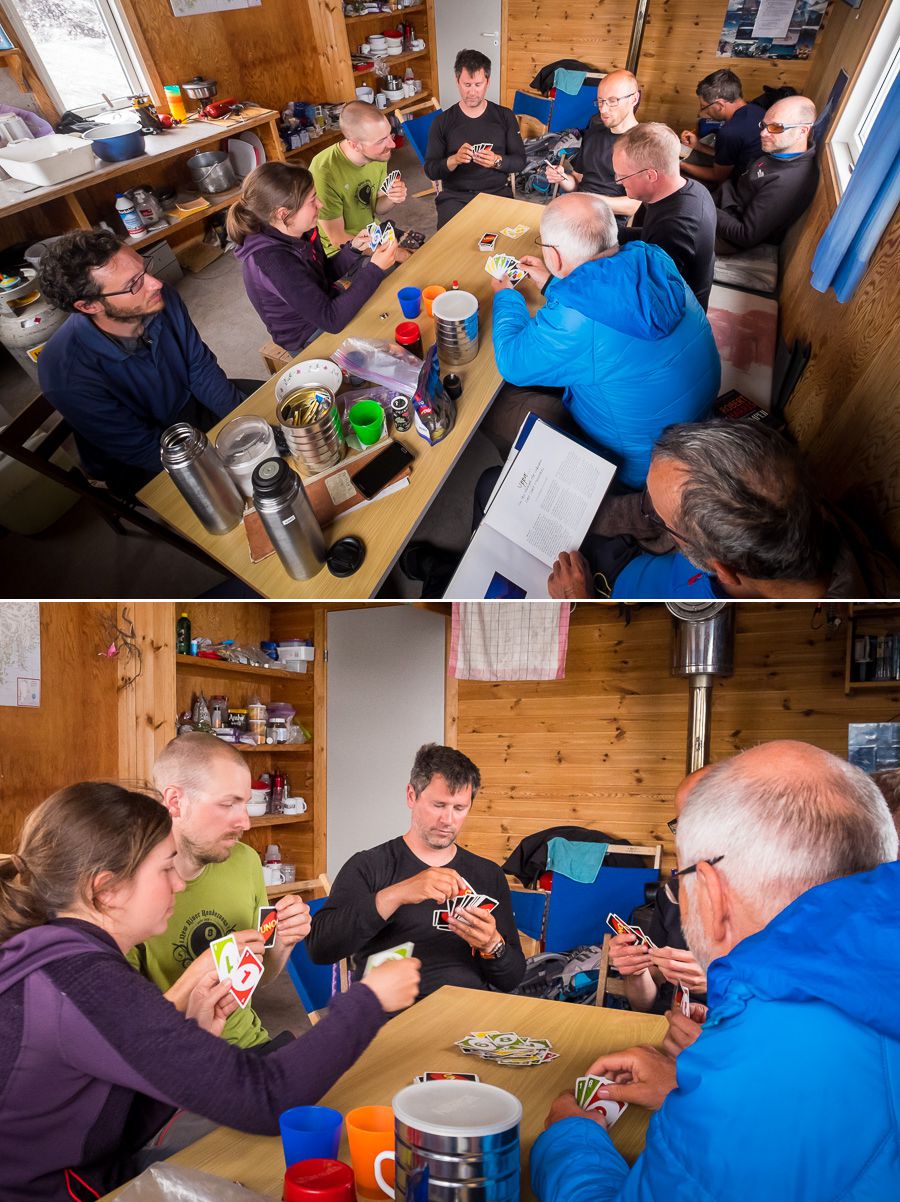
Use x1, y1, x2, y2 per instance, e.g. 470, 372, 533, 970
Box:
512, 944, 603, 1005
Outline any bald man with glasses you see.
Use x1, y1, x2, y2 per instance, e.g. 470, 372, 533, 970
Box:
545, 69, 642, 221
714, 94, 819, 251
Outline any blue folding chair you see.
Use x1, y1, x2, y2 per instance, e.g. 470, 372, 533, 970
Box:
513, 90, 552, 134
549, 83, 600, 133
398, 105, 442, 170
509, 888, 549, 944
543, 844, 661, 953
286, 895, 343, 1024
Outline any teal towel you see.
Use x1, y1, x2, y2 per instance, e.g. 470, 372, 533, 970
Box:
546, 837, 608, 883
554, 68, 587, 96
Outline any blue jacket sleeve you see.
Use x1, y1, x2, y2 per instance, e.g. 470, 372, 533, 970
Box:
43, 374, 168, 476
168, 287, 243, 418
531, 1118, 630, 1202
492, 287, 583, 388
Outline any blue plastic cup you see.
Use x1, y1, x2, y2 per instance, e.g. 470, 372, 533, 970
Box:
398, 286, 422, 319
279, 1105, 343, 1167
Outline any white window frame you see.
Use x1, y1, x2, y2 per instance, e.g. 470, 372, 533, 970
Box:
829, 4, 900, 195
2, 0, 150, 116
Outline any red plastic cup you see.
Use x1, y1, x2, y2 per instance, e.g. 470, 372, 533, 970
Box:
284, 1158, 356, 1202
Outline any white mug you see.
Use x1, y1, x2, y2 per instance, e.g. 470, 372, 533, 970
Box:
374, 1151, 396, 1199
263, 864, 286, 886
282, 796, 307, 815
375, 94, 388, 110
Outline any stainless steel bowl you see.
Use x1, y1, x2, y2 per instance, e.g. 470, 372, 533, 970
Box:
182, 76, 217, 100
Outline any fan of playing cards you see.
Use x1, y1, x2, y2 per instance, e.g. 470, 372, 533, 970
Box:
484, 253, 528, 285
574, 1073, 627, 1124
455, 1030, 558, 1067
379, 169, 401, 196
432, 878, 498, 931
365, 220, 396, 251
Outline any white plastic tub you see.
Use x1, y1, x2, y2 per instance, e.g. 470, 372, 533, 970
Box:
0, 135, 95, 186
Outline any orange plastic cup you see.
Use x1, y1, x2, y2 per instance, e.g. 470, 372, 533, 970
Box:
422, 285, 447, 316
345, 1106, 394, 1199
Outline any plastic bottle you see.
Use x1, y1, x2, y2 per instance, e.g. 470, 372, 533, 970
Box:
115, 193, 146, 238
175, 611, 191, 655
164, 84, 187, 123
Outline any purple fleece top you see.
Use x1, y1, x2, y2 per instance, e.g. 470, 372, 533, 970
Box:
0, 919, 387, 1202
234, 224, 385, 354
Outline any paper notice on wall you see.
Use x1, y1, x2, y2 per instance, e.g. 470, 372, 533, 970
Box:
751, 0, 796, 39
0, 603, 40, 707
170, 0, 260, 16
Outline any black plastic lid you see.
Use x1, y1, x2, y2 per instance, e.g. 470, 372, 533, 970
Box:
251, 456, 293, 498
327, 536, 366, 577
443, 373, 462, 400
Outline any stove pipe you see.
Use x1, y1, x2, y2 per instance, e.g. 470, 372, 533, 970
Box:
667, 602, 735, 774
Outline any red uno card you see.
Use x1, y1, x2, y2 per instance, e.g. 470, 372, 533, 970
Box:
478, 231, 499, 252
606, 912, 637, 939
258, 905, 278, 949
229, 947, 264, 1009
423, 1071, 481, 1082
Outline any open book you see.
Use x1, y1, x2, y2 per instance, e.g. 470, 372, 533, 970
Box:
446, 416, 616, 599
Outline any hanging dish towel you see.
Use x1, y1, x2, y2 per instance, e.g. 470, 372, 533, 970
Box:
546, 837, 609, 883
449, 602, 570, 680
554, 68, 587, 96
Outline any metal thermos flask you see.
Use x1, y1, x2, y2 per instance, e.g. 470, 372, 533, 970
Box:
251, 457, 326, 580
159, 423, 245, 534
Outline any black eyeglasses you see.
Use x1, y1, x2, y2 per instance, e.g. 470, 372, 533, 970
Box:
663, 855, 724, 905
758, 120, 807, 134
613, 167, 650, 185
697, 99, 721, 113
597, 92, 636, 110
95, 270, 148, 299
532, 236, 557, 251
640, 486, 688, 542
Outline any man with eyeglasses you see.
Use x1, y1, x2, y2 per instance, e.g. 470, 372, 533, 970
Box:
309, 101, 408, 256
533, 741, 899, 1202
679, 68, 764, 187
714, 94, 819, 251
544, 69, 642, 222
37, 229, 251, 496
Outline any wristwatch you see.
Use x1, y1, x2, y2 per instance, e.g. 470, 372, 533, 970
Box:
480, 937, 506, 960
493, 155, 503, 170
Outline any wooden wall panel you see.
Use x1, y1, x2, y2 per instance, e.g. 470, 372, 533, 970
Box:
0, 603, 119, 853
453, 603, 897, 873
116, 602, 177, 788
777, 0, 900, 555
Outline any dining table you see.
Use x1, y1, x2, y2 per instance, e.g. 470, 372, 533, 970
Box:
138, 194, 548, 598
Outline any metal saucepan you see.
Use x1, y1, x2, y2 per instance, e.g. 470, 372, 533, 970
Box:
187, 149, 237, 194
182, 76, 217, 101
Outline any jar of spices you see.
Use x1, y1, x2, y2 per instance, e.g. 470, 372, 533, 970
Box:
209, 695, 228, 730
228, 707, 247, 732
247, 696, 268, 745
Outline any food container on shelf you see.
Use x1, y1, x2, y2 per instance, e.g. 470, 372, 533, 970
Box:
83, 123, 146, 163
0, 134, 95, 186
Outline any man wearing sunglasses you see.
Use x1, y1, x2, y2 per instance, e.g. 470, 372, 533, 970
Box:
37, 229, 250, 496
679, 68, 764, 187
533, 742, 899, 1202
714, 94, 818, 251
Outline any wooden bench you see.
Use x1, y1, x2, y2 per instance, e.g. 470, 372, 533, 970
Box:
259, 338, 292, 376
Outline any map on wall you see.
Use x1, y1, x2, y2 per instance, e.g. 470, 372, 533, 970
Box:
169, 0, 261, 16
718, 0, 829, 60
0, 603, 40, 707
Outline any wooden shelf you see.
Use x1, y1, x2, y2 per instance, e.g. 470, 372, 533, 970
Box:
344, 4, 427, 25
127, 189, 241, 250
238, 744, 311, 754
249, 812, 311, 828
355, 48, 429, 76
265, 879, 321, 898
175, 654, 310, 681
844, 680, 900, 691
285, 129, 343, 159
384, 90, 432, 115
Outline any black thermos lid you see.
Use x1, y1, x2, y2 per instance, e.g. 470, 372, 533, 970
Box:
251, 456, 293, 498
443, 373, 462, 400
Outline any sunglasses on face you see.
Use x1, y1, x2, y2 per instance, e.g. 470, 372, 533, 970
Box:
758, 120, 807, 134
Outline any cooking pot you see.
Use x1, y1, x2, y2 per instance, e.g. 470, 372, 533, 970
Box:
83, 123, 146, 163
187, 149, 237, 193
182, 76, 217, 101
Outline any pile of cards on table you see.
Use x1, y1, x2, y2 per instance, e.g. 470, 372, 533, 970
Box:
484, 253, 528, 284
455, 1030, 558, 1067
433, 879, 497, 930
379, 169, 400, 195
575, 1074, 627, 1125
413, 1070, 480, 1084
500, 224, 529, 239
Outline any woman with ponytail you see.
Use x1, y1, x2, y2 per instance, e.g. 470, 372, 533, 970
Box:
228, 161, 397, 354
0, 783, 419, 1202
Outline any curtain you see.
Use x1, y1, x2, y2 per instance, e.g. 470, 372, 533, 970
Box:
810, 72, 900, 303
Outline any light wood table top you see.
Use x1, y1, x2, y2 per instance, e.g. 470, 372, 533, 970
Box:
104, 985, 665, 1200
138, 194, 547, 599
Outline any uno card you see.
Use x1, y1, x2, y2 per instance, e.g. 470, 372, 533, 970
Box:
479, 231, 499, 252
380, 222, 396, 249
675, 982, 691, 1017
210, 933, 240, 981
380, 169, 400, 195
258, 905, 278, 949
423, 1071, 480, 1082
229, 946, 264, 1009
507, 266, 528, 286
606, 912, 638, 939
364, 941, 415, 974
366, 220, 383, 250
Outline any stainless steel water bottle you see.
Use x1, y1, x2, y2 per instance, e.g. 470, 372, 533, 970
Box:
159, 422, 245, 534
251, 457, 326, 580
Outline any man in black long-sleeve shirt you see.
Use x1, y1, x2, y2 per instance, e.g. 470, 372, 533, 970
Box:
424, 49, 526, 229
308, 743, 526, 998
613, 123, 716, 309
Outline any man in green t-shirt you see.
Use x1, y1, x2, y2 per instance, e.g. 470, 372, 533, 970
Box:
128, 733, 312, 1049
310, 100, 408, 256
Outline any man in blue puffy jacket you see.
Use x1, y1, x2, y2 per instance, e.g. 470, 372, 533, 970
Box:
532, 741, 900, 1202
482, 192, 720, 490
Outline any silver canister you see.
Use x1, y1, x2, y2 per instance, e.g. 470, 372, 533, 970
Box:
251, 456, 326, 581
187, 149, 237, 194
276, 385, 345, 473
160, 423, 245, 534
431, 290, 479, 366
378, 1081, 522, 1202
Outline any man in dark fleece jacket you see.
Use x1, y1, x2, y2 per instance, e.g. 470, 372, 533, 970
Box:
0, 919, 413, 1202
37, 230, 244, 493
308, 744, 526, 998
715, 95, 818, 251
